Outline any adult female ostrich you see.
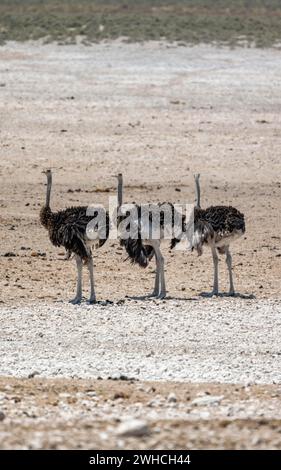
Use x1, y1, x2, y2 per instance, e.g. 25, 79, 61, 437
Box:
115, 173, 185, 299
189, 174, 245, 296
40, 169, 109, 304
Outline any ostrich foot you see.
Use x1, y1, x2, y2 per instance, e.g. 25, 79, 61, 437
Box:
200, 290, 219, 298
88, 297, 97, 305
147, 290, 159, 298
226, 290, 236, 297
157, 291, 166, 300
69, 296, 82, 305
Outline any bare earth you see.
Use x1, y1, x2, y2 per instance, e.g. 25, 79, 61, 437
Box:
0, 40, 281, 449
1, 377, 281, 450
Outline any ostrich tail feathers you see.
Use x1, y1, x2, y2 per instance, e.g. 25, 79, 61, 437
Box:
170, 237, 181, 250
192, 220, 214, 256
122, 237, 153, 268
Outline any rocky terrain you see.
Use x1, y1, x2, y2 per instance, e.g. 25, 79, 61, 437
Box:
0, 40, 280, 449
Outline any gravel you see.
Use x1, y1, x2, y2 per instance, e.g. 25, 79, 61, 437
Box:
1, 298, 280, 384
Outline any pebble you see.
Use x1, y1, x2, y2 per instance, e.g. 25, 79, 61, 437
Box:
191, 395, 224, 407
167, 392, 177, 403
116, 419, 150, 437
28, 371, 40, 379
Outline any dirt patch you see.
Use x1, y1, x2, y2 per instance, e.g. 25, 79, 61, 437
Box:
0, 377, 281, 449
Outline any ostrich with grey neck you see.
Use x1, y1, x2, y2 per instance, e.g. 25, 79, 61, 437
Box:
40, 169, 109, 304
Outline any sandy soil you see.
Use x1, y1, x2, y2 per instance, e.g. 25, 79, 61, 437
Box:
0, 41, 281, 449
0, 41, 281, 305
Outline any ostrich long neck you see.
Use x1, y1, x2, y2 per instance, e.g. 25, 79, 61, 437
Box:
194, 174, 201, 208
46, 173, 52, 208
46, 174, 52, 208
40, 172, 53, 229
117, 175, 123, 209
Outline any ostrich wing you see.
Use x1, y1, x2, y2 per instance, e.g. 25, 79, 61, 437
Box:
49, 206, 109, 260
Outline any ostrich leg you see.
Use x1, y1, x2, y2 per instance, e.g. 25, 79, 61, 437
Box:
211, 245, 219, 296
148, 240, 163, 298
158, 252, 166, 299
154, 243, 166, 299
150, 253, 160, 297
225, 246, 235, 295
70, 255, 83, 304
87, 257, 96, 304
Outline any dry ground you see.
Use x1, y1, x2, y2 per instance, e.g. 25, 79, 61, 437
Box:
1, 377, 281, 449
0, 40, 281, 449
0, 41, 280, 306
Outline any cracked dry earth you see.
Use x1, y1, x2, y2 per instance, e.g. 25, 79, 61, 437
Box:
0, 41, 281, 449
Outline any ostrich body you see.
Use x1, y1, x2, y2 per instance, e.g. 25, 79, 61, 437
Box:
40, 170, 109, 304
116, 174, 185, 299
190, 174, 245, 296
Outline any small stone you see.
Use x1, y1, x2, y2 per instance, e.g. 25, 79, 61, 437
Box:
116, 419, 150, 437
191, 395, 224, 407
113, 391, 129, 400
167, 392, 177, 403
0, 411, 5, 421
146, 350, 154, 357
108, 373, 121, 380
28, 371, 40, 379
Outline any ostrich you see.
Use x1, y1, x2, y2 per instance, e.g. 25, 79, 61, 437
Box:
115, 173, 185, 299
189, 174, 245, 296
40, 169, 109, 304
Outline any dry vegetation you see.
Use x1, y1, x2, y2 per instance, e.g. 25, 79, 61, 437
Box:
0, 0, 281, 47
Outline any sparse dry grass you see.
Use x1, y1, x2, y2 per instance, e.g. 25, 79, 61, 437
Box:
0, 0, 281, 47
